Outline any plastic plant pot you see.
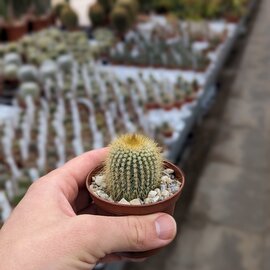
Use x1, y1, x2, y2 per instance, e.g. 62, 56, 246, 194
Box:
86, 160, 185, 258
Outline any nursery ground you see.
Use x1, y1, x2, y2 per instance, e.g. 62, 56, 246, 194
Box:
123, 0, 270, 270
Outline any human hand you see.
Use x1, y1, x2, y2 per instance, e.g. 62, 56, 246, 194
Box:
0, 148, 177, 270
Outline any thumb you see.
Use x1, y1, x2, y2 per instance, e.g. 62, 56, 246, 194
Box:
76, 213, 177, 256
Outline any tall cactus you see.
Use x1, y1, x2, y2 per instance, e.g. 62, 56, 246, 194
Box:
33, 0, 51, 16
60, 5, 78, 30
110, 6, 131, 35
0, 0, 8, 20
116, 0, 138, 22
105, 134, 163, 201
89, 2, 106, 27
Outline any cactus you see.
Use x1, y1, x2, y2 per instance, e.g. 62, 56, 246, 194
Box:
18, 82, 40, 99
204, 0, 221, 18
89, 2, 106, 27
116, 0, 138, 22
105, 134, 163, 201
110, 6, 131, 35
18, 65, 39, 82
4, 52, 22, 66
57, 54, 73, 72
3, 64, 19, 80
53, 2, 66, 17
137, 0, 155, 13
98, 0, 114, 14
154, 0, 174, 14
60, 5, 78, 30
33, 0, 50, 16
40, 60, 57, 80
0, 0, 8, 20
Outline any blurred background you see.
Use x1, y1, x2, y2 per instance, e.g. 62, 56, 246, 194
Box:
1, 0, 267, 270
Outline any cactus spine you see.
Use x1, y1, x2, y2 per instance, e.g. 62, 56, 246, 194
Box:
105, 134, 162, 201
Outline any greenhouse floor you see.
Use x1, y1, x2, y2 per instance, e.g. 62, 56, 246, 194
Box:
123, 1, 270, 270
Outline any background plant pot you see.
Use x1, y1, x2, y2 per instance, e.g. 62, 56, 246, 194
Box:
6, 22, 27, 42
27, 15, 51, 32
3, 78, 20, 89
86, 160, 185, 258
35, 15, 52, 31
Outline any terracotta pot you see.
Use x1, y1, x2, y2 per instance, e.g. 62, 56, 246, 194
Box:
3, 78, 20, 89
225, 15, 240, 23
32, 16, 51, 31
180, 66, 193, 72
86, 160, 185, 258
49, 12, 56, 25
162, 104, 174, 111
185, 96, 195, 103
174, 101, 183, 109
6, 21, 27, 41
145, 103, 160, 110
162, 131, 173, 138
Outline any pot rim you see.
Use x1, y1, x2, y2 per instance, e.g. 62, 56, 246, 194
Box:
86, 160, 185, 208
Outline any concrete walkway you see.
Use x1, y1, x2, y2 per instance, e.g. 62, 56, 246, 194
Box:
164, 0, 270, 269
125, 1, 270, 270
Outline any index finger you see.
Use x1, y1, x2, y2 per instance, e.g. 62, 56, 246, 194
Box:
61, 147, 108, 186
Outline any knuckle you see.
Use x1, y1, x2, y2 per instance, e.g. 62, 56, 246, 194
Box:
127, 216, 147, 249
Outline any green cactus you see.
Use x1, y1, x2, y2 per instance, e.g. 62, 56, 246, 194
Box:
18, 65, 38, 82
18, 82, 40, 99
3, 64, 19, 80
98, 0, 114, 14
110, 6, 131, 35
33, 0, 50, 16
116, 0, 138, 22
204, 0, 221, 19
0, 0, 8, 20
60, 5, 78, 30
89, 2, 106, 27
137, 0, 155, 13
105, 134, 163, 201
53, 2, 66, 17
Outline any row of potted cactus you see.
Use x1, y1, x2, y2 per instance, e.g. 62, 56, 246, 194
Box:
0, 10, 236, 217
0, 48, 197, 208
89, 0, 139, 35
0, 0, 53, 42
104, 17, 227, 71
0, 28, 94, 96
137, 0, 249, 22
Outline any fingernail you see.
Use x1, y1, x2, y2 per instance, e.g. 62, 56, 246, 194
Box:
155, 215, 176, 240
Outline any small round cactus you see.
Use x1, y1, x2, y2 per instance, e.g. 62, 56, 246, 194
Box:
40, 60, 57, 80
18, 82, 41, 100
98, 0, 114, 13
116, 0, 138, 22
18, 65, 39, 82
60, 5, 78, 30
3, 64, 19, 80
4, 53, 22, 66
57, 54, 73, 72
110, 6, 131, 35
89, 2, 106, 27
53, 2, 66, 18
105, 134, 163, 201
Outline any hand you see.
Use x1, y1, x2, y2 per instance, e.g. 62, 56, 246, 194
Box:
0, 148, 177, 270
